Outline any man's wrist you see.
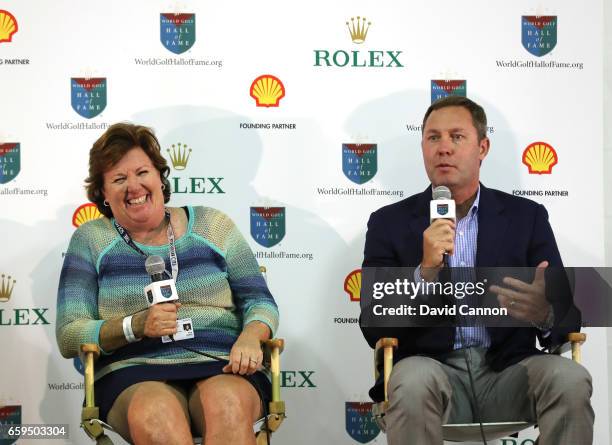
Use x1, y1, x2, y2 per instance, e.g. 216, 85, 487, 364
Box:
532, 305, 554, 331
418, 263, 439, 282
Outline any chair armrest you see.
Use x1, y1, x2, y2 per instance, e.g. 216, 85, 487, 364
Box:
374, 338, 398, 402
80, 344, 100, 411
79, 344, 109, 442
262, 338, 285, 416
550, 332, 586, 364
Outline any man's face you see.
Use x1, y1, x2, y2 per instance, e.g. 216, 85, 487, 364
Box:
421, 106, 490, 191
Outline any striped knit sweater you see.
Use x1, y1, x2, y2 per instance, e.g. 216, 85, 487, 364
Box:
56, 206, 279, 380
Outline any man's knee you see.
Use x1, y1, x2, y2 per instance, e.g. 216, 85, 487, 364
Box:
549, 360, 592, 401
388, 356, 449, 409
533, 357, 592, 409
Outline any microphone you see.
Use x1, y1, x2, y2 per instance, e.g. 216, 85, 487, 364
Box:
145, 255, 167, 282
430, 185, 456, 222
144, 255, 179, 306
144, 257, 196, 345
430, 186, 456, 268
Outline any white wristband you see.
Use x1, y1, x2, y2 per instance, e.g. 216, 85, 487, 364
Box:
122, 315, 141, 343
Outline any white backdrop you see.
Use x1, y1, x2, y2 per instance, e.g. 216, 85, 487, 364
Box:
0, 1, 607, 444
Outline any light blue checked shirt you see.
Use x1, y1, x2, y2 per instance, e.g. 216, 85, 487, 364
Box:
416, 187, 490, 349
447, 188, 490, 349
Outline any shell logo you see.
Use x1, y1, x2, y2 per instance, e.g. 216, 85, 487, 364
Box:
522, 142, 558, 174
344, 269, 362, 302
0, 10, 18, 44
72, 203, 103, 228
250, 74, 285, 107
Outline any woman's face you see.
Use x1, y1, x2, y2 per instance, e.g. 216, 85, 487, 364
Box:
102, 146, 165, 231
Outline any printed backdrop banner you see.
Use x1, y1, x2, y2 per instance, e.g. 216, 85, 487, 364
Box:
0, 1, 606, 444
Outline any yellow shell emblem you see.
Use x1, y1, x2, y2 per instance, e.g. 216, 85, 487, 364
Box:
344, 269, 362, 302
72, 203, 103, 228
250, 75, 285, 107
522, 142, 558, 174
0, 10, 18, 43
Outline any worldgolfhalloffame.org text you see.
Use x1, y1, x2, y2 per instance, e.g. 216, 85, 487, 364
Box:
317, 187, 404, 198
1, 187, 48, 197
495, 59, 584, 70
254, 251, 314, 261
134, 58, 223, 67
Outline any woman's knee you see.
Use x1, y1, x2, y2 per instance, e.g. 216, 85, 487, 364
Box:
110, 381, 191, 444
194, 376, 261, 429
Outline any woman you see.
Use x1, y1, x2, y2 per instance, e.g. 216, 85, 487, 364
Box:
56, 123, 279, 445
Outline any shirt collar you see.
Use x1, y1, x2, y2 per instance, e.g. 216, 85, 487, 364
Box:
470, 186, 481, 217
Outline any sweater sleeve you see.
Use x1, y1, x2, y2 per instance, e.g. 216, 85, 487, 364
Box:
56, 226, 105, 358
222, 214, 279, 337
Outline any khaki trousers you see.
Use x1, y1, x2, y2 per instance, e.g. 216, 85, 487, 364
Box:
385, 348, 594, 445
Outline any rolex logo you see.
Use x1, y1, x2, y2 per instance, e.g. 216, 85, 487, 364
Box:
0, 274, 16, 303
167, 143, 192, 170
346, 16, 370, 44
314, 17, 402, 68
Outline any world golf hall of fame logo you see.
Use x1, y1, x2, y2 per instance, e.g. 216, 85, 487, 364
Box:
250, 207, 285, 248
342, 144, 377, 185
522, 15, 557, 57
0, 143, 20, 184
0, 405, 21, 445
160, 12, 196, 54
345, 402, 381, 443
431, 79, 466, 103
71, 77, 107, 119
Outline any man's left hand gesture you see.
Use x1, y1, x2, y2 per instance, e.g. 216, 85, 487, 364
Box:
490, 261, 553, 327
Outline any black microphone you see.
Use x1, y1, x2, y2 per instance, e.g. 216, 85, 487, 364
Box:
430, 185, 456, 268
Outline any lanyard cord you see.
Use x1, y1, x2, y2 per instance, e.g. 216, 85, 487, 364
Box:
113, 209, 178, 281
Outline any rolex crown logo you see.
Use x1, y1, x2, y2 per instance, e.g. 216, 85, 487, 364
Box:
0, 274, 16, 302
167, 143, 192, 170
346, 16, 371, 44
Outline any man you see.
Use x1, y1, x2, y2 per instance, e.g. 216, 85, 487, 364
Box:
360, 96, 593, 444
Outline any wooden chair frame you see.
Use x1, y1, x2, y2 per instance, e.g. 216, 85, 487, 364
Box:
79, 339, 286, 445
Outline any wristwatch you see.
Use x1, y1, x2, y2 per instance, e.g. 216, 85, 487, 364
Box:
532, 305, 555, 331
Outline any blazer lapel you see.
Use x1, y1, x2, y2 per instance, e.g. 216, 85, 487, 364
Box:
476, 184, 508, 267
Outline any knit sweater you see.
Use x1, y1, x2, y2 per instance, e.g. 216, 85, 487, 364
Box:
56, 206, 279, 380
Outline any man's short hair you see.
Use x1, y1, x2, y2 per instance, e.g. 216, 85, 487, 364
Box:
422, 96, 488, 142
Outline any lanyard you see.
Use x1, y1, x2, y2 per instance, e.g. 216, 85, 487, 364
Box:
113, 209, 179, 281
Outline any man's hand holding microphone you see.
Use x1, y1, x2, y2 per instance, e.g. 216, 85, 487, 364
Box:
420, 185, 457, 282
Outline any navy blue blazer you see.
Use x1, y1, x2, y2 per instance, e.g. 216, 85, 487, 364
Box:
360, 184, 580, 402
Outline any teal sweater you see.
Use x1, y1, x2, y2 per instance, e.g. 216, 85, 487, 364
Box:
56, 206, 279, 380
